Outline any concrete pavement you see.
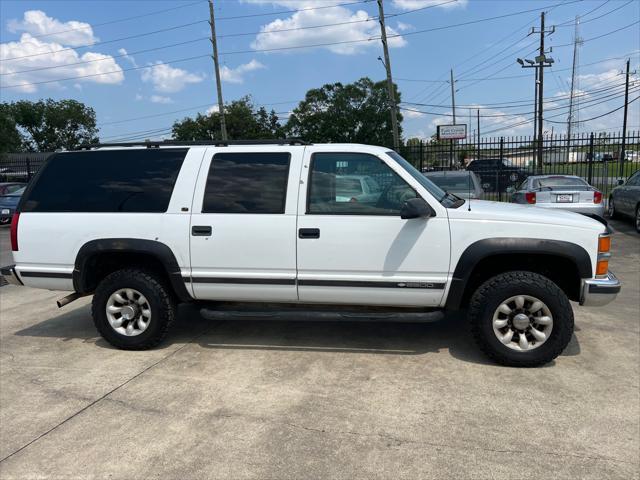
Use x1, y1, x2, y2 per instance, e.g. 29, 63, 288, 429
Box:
0, 221, 638, 479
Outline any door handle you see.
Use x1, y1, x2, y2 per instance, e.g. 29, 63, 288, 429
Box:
192, 225, 212, 236
299, 228, 320, 239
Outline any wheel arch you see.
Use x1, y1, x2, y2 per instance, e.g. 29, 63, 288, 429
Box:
446, 238, 592, 310
73, 238, 192, 302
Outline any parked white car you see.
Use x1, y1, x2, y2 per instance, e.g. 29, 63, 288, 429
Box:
1, 140, 621, 367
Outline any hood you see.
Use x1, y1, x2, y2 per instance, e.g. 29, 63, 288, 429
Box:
446, 199, 605, 232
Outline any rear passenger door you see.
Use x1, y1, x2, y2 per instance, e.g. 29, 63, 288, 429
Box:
188, 148, 302, 301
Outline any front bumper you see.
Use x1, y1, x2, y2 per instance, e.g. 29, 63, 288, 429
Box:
580, 271, 621, 307
0, 265, 22, 286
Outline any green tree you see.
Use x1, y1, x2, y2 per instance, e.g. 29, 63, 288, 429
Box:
172, 97, 283, 141
0, 103, 24, 154
285, 77, 402, 146
7, 99, 98, 151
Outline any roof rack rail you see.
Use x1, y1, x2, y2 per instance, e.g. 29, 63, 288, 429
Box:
77, 138, 310, 150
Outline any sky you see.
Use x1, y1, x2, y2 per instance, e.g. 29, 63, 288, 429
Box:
1, 0, 639, 143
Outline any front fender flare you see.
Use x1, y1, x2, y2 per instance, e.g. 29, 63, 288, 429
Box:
445, 238, 592, 310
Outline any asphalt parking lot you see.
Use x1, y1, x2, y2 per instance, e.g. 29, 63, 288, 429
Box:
0, 221, 638, 479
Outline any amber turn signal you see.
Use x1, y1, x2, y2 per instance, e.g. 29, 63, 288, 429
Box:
598, 236, 611, 253
596, 259, 609, 276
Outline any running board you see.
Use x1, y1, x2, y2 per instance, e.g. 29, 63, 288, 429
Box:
200, 305, 445, 323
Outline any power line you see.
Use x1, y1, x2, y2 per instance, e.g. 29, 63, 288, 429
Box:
553, 19, 640, 48
545, 94, 639, 123
15, 0, 205, 40
556, 0, 632, 27
1, 20, 208, 62
214, 0, 371, 21
0, 37, 209, 75
1, 54, 209, 89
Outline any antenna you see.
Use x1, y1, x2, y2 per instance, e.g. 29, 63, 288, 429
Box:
468, 170, 472, 211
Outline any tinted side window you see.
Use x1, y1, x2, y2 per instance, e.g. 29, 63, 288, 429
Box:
203, 152, 290, 214
22, 149, 186, 213
307, 152, 416, 215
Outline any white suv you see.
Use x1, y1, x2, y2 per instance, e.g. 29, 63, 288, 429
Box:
1, 140, 621, 367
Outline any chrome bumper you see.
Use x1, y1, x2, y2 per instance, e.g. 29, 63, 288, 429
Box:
580, 272, 621, 307
0, 265, 23, 286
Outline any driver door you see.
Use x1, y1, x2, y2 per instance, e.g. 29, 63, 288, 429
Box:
296, 150, 450, 307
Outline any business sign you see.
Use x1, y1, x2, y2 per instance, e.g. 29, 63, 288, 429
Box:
437, 124, 467, 140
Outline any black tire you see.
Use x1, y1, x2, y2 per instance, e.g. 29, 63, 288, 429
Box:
608, 196, 619, 219
92, 268, 176, 350
635, 205, 640, 233
469, 271, 574, 367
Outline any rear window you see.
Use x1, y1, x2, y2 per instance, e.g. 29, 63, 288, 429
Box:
427, 174, 475, 191
21, 149, 187, 213
533, 177, 588, 190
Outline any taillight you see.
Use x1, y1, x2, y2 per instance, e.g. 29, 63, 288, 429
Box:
525, 192, 536, 204
10, 212, 19, 251
593, 191, 602, 204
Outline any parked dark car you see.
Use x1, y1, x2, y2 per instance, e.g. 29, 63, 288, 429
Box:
466, 158, 528, 192
0, 182, 25, 195
0, 186, 25, 224
608, 170, 640, 232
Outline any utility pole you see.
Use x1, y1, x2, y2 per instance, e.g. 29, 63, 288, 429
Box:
208, 0, 227, 140
619, 58, 631, 177
536, 11, 545, 172
533, 66, 538, 143
517, 12, 554, 173
377, 0, 400, 151
450, 69, 457, 124
566, 16, 582, 162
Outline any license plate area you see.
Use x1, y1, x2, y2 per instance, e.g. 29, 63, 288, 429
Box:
556, 194, 573, 203
1, 209, 9, 215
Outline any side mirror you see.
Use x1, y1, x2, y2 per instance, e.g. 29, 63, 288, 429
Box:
617, 179, 624, 186
400, 198, 433, 220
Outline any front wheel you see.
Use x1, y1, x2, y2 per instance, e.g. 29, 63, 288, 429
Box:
469, 271, 574, 367
635, 205, 639, 233
608, 196, 619, 219
92, 268, 177, 350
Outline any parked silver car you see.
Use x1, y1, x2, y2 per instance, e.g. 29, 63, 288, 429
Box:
423, 171, 484, 199
511, 175, 604, 217
608, 170, 640, 232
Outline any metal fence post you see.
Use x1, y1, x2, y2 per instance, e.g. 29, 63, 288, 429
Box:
26, 157, 32, 182
419, 140, 424, 172
498, 137, 504, 202
587, 132, 594, 186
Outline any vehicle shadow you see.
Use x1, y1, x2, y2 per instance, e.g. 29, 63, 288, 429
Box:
14, 302, 581, 367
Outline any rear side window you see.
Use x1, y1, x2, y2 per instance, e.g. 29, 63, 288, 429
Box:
202, 152, 290, 214
21, 149, 187, 213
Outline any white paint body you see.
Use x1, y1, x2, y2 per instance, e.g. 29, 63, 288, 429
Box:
11, 144, 607, 307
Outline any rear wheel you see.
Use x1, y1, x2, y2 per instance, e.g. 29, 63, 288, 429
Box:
92, 268, 176, 350
635, 205, 639, 233
469, 271, 574, 367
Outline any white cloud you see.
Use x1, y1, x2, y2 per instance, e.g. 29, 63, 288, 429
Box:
248, 1, 406, 55
140, 62, 204, 93
392, 0, 468, 10
403, 108, 425, 118
118, 48, 138, 67
8, 10, 97, 47
150, 95, 174, 104
135, 93, 144, 101
220, 59, 265, 83
0, 33, 124, 93
206, 104, 220, 115
396, 21, 413, 32
577, 69, 620, 88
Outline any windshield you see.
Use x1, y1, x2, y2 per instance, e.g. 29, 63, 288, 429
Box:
386, 151, 461, 208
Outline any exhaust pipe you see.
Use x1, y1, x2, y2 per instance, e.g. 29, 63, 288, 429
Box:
57, 292, 88, 308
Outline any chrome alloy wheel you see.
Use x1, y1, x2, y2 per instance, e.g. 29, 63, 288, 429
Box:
105, 288, 151, 336
492, 295, 553, 351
